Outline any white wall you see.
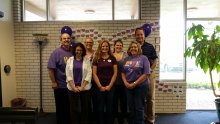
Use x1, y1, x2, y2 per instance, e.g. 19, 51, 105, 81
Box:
0, 0, 16, 107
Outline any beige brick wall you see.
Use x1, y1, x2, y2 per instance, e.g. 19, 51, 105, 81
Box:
155, 81, 186, 113
12, 0, 186, 113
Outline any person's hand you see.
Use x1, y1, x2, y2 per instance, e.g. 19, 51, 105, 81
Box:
127, 82, 136, 89
125, 82, 133, 89
73, 86, 81, 93
105, 85, 111, 91
99, 86, 106, 92
51, 82, 58, 89
124, 82, 129, 89
131, 82, 136, 89
78, 86, 83, 92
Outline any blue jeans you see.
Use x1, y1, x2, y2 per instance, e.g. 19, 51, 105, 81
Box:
127, 84, 148, 124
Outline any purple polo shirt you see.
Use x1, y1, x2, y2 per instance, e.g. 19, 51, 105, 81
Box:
48, 47, 72, 88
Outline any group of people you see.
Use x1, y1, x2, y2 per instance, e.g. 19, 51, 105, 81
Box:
47, 26, 158, 124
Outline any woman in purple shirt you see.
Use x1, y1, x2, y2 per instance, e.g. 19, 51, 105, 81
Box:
121, 41, 150, 124
92, 40, 117, 124
66, 43, 92, 124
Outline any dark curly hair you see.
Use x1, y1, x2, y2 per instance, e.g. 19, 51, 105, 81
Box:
72, 42, 86, 58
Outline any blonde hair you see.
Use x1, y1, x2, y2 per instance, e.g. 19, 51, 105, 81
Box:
84, 37, 94, 43
127, 41, 142, 56
94, 40, 113, 61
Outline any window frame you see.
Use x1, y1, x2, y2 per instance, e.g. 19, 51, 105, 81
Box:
22, 0, 140, 22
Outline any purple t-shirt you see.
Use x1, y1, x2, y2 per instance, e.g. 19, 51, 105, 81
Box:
93, 55, 117, 86
47, 47, 72, 88
122, 55, 150, 86
73, 60, 83, 86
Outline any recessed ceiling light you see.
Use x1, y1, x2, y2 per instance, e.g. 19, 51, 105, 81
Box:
84, 9, 95, 14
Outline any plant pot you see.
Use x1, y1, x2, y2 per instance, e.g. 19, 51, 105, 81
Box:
214, 98, 220, 123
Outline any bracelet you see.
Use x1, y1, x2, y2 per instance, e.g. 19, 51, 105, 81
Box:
133, 82, 136, 85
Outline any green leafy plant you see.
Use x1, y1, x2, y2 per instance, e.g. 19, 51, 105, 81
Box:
184, 23, 220, 97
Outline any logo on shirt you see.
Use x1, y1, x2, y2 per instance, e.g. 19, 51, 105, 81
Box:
64, 56, 69, 63
125, 60, 140, 67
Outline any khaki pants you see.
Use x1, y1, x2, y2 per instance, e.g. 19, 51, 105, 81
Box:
144, 71, 155, 123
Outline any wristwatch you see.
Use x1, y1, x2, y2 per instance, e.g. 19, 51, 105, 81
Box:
133, 82, 137, 85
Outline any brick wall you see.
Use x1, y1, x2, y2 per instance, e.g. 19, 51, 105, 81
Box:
155, 81, 186, 113
12, 0, 186, 113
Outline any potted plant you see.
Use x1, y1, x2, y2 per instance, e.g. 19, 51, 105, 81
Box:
184, 23, 220, 123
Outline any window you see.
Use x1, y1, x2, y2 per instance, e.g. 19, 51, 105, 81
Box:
23, 0, 47, 21
160, 0, 185, 80
186, 0, 220, 110
114, 0, 139, 20
23, 0, 139, 21
160, 0, 220, 81
187, 0, 220, 19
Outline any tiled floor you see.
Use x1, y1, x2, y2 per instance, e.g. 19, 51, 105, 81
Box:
186, 88, 216, 110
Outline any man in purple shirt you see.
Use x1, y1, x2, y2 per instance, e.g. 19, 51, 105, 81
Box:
48, 26, 73, 124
